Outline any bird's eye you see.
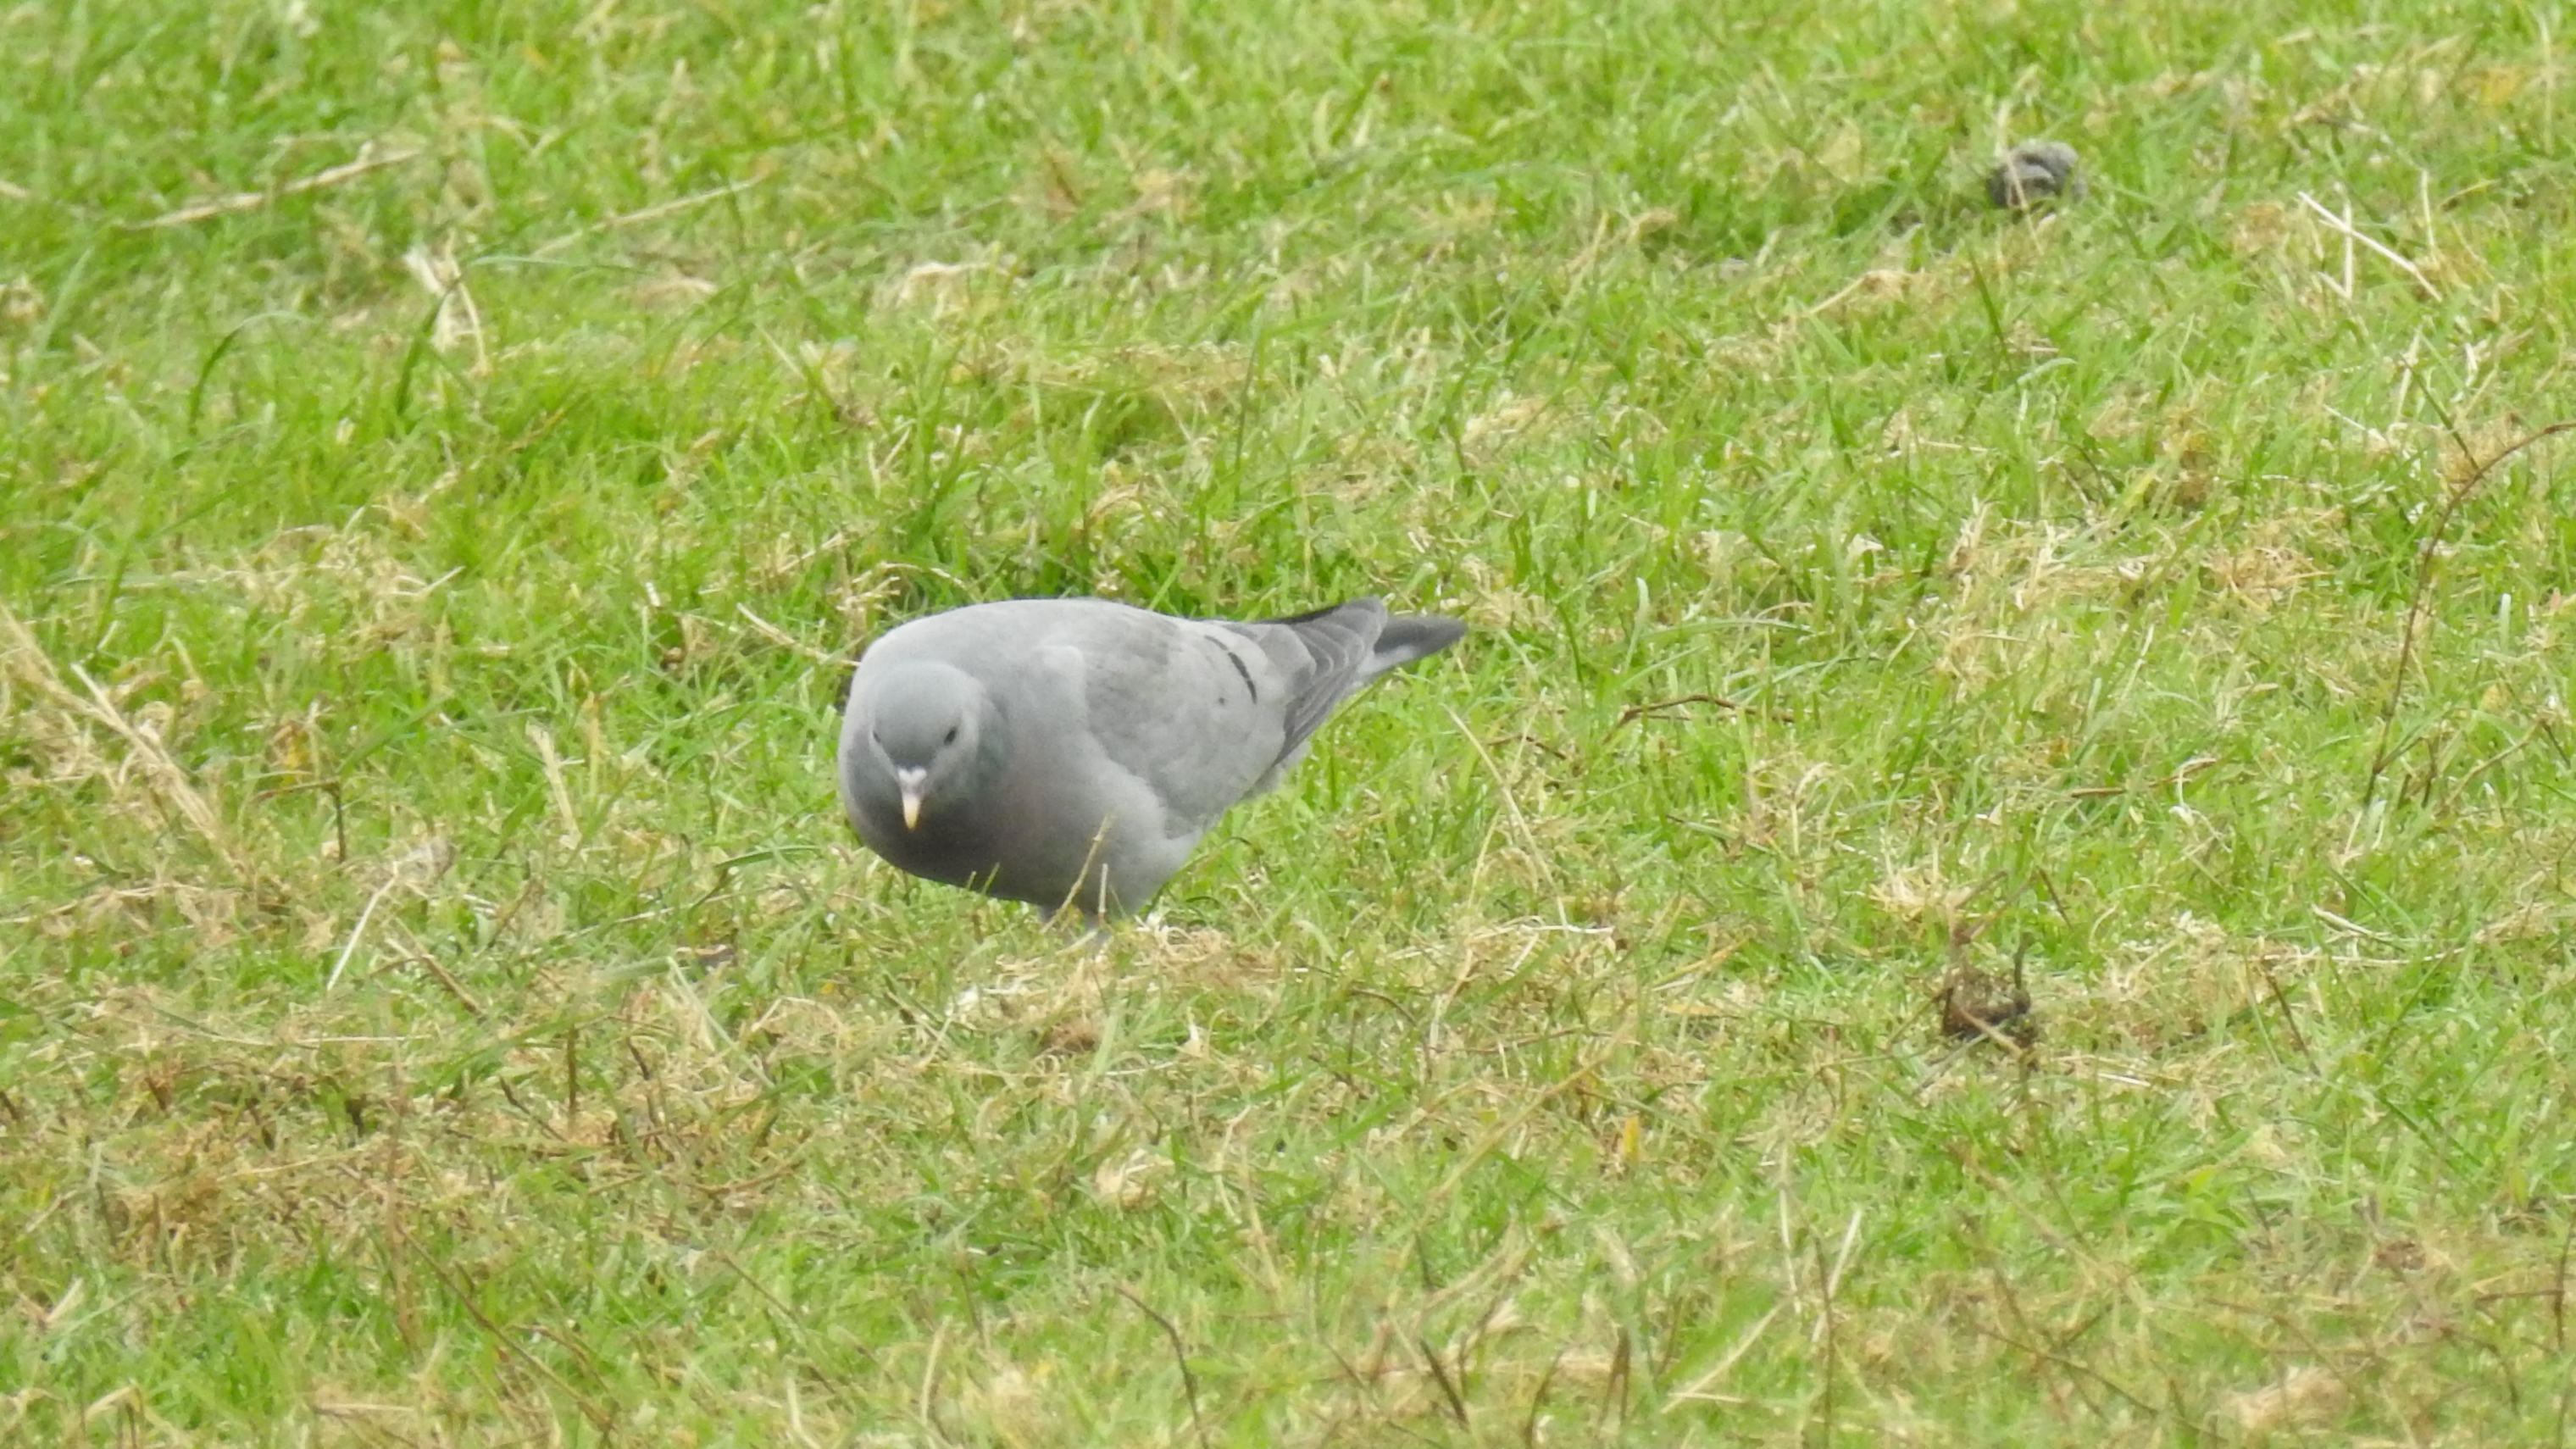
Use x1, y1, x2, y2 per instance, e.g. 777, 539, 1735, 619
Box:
942, 725, 959, 745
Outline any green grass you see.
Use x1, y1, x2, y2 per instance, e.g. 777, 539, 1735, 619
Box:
8, 0, 2576, 1441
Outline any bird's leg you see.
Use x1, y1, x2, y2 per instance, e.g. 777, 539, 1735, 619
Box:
1036, 901, 1111, 949
1051, 813, 1120, 922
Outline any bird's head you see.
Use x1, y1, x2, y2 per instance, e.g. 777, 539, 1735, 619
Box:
863, 661, 994, 830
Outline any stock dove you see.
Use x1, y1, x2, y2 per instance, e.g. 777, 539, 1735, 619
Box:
837, 596, 1465, 918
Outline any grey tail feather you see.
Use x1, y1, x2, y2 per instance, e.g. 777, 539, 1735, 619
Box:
1367, 613, 1467, 676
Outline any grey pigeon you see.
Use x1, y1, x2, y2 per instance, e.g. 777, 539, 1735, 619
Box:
1985, 140, 2084, 210
837, 596, 1465, 918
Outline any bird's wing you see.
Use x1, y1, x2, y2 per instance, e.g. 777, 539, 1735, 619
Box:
1041, 605, 1292, 837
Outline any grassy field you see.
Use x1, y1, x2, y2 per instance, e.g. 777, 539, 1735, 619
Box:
7, 0, 2576, 1441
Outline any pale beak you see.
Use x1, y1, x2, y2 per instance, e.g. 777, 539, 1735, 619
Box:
896, 768, 928, 830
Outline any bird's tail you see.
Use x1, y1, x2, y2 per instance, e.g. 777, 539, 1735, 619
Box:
1245, 597, 1467, 786
1367, 612, 1468, 677
1265, 597, 1467, 683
